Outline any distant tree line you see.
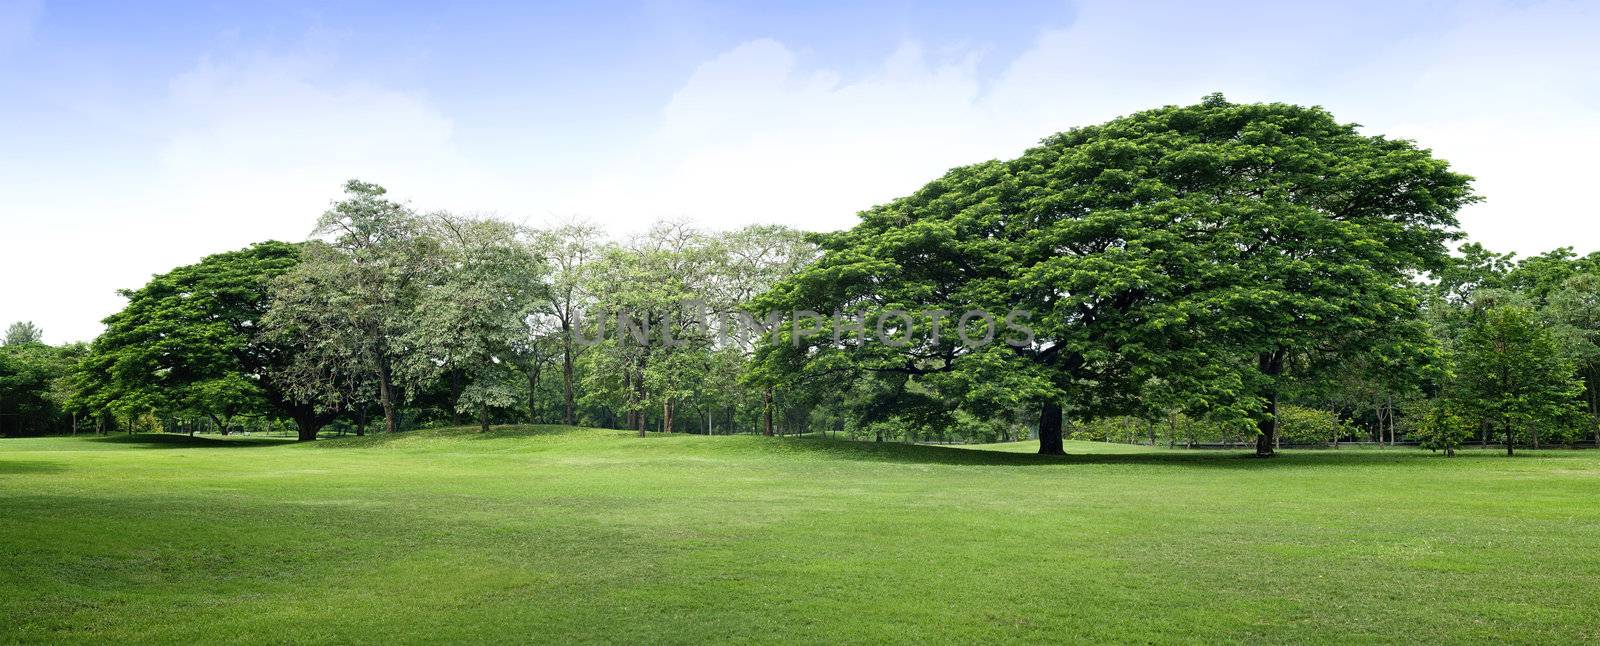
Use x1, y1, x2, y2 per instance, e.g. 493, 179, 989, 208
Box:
4, 96, 1593, 456
18, 180, 818, 441
0, 322, 85, 436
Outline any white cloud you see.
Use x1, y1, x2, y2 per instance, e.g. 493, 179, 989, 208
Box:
6, 0, 1599, 342
151, 50, 483, 229
563, 0, 1599, 253
1335, 0, 1600, 257
552, 38, 1007, 233
2, 46, 503, 343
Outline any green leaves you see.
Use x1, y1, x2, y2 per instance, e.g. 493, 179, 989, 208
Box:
399, 213, 545, 416
1451, 303, 1587, 446
3, 321, 43, 346
761, 95, 1474, 445
1413, 400, 1474, 456
79, 241, 301, 427
0, 341, 82, 435
263, 179, 438, 434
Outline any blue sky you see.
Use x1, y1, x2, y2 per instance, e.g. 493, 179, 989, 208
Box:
3, 0, 1598, 342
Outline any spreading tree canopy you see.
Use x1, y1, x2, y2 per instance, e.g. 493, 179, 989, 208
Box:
76, 241, 334, 438
759, 94, 1475, 454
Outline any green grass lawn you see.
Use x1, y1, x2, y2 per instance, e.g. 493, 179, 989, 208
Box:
4, 427, 1599, 644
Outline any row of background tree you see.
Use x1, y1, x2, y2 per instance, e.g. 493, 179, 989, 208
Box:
9, 180, 819, 442
3, 97, 1596, 455
5, 212, 1595, 452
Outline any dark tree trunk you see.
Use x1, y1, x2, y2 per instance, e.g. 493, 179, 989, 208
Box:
1375, 400, 1386, 447
562, 321, 576, 425
292, 411, 326, 442
1505, 421, 1514, 456
377, 353, 398, 434
1255, 406, 1278, 457
663, 399, 674, 433
479, 405, 490, 433
289, 402, 338, 441
527, 360, 541, 424
450, 370, 464, 426
1038, 400, 1064, 455
762, 388, 775, 437
1255, 349, 1285, 457
633, 360, 648, 437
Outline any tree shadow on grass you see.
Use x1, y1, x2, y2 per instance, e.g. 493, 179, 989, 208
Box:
87, 433, 292, 449
0, 460, 67, 474
306, 424, 584, 448
760, 436, 1538, 469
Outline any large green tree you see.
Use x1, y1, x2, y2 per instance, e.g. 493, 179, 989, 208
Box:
266, 180, 434, 435
759, 95, 1474, 455
397, 213, 545, 432
1428, 246, 1600, 446
582, 222, 715, 436
76, 242, 334, 439
714, 224, 816, 436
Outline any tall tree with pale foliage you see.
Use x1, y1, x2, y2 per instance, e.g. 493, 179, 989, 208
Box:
3, 321, 42, 346
398, 213, 546, 432
533, 221, 603, 426
269, 180, 435, 435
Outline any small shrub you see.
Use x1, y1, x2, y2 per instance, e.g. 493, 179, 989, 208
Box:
1415, 402, 1474, 457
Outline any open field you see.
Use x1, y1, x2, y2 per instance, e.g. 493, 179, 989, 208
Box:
4, 427, 1599, 643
